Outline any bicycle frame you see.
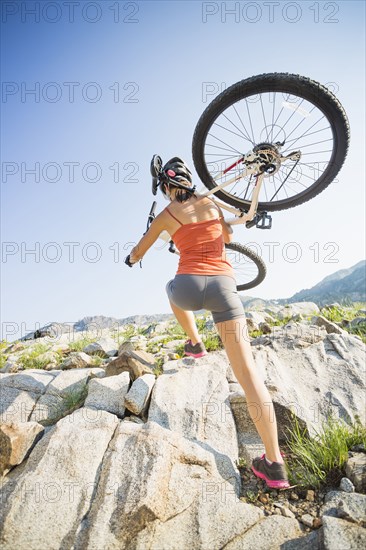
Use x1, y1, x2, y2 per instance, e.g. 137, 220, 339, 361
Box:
197, 172, 265, 226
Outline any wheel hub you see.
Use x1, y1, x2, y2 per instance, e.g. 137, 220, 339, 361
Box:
252, 142, 282, 176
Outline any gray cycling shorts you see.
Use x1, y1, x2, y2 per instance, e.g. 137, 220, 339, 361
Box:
166, 274, 245, 324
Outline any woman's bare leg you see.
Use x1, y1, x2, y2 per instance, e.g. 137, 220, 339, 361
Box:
169, 300, 201, 345
216, 316, 283, 463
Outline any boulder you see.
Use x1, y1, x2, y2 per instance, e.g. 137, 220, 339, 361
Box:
105, 349, 155, 380
311, 315, 346, 335
0, 369, 56, 393
124, 373, 156, 415
29, 368, 105, 425
1, 385, 40, 424
71, 420, 264, 550
83, 337, 118, 358
246, 318, 259, 332
321, 515, 366, 550
84, 371, 130, 417
246, 311, 267, 326
320, 490, 366, 525
229, 325, 366, 440
0, 370, 57, 424
322, 303, 341, 310
0, 421, 44, 476
148, 353, 240, 489
277, 302, 320, 320
259, 322, 272, 334
350, 316, 366, 327
345, 452, 366, 492
153, 320, 171, 334
60, 351, 94, 370
0, 407, 119, 550
20, 322, 73, 340
339, 477, 355, 493
223, 515, 306, 550
162, 339, 186, 350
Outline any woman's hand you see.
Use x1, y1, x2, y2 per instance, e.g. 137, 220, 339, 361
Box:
127, 211, 167, 266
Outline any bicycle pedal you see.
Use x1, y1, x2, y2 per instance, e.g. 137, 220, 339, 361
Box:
256, 212, 272, 229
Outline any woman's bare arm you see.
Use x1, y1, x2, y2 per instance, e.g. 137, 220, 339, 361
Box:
129, 211, 167, 264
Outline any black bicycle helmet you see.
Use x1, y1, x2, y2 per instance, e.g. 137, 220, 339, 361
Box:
151, 154, 196, 196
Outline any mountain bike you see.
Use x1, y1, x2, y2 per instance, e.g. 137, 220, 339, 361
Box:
132, 73, 350, 292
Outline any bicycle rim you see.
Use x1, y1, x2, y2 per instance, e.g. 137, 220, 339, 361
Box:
192, 73, 350, 212
225, 242, 266, 291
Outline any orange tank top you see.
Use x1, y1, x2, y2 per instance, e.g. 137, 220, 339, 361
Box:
166, 207, 235, 278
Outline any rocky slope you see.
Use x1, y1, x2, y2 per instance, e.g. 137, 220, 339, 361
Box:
0, 302, 365, 549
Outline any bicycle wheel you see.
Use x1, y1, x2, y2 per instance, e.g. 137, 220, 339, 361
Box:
192, 73, 350, 211
225, 242, 266, 291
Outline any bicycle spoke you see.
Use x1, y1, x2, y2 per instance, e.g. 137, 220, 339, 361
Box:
270, 92, 276, 142
283, 117, 329, 150
205, 154, 241, 160
278, 105, 318, 145
260, 94, 269, 141
292, 138, 334, 148
301, 150, 333, 155
214, 118, 252, 143
272, 97, 306, 142
207, 133, 243, 155
207, 147, 237, 157
223, 110, 254, 144
284, 123, 331, 147
277, 166, 308, 189
244, 99, 255, 143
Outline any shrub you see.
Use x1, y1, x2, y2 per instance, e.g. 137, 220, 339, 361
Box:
202, 332, 223, 352
18, 343, 51, 370
153, 356, 165, 376
68, 336, 97, 352
284, 408, 366, 489
62, 383, 88, 412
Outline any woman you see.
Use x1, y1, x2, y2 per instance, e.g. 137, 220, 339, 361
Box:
126, 156, 290, 489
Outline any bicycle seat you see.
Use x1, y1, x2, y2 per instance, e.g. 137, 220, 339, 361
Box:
151, 154, 163, 195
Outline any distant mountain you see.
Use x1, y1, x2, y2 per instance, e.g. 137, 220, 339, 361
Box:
74, 313, 174, 332
287, 260, 366, 306
74, 315, 122, 331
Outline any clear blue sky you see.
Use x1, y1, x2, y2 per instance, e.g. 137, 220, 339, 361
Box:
1, 0, 365, 342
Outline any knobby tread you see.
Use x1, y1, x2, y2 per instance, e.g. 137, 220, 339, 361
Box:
225, 241, 266, 291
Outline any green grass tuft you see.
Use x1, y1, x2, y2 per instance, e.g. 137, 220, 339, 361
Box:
62, 383, 89, 411
284, 408, 366, 489
68, 336, 97, 352
18, 343, 51, 370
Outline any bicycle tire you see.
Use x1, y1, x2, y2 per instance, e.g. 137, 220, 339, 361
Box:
225, 242, 266, 291
192, 73, 350, 212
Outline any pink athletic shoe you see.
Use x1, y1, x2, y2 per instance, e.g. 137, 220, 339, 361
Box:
184, 339, 207, 358
251, 453, 290, 489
